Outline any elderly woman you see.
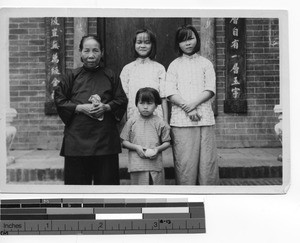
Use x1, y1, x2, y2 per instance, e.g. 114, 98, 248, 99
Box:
54, 35, 128, 185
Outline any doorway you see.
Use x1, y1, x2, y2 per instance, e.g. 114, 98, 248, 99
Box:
97, 18, 191, 76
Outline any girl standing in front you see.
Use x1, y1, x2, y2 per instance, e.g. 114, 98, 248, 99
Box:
165, 25, 219, 185
120, 28, 168, 122
120, 87, 171, 185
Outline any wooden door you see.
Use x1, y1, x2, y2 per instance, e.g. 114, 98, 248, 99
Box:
97, 18, 191, 76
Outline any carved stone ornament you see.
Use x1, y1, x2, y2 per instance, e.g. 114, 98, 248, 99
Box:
6, 107, 17, 165
274, 104, 282, 162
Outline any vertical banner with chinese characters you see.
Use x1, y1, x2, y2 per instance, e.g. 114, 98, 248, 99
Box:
224, 18, 247, 113
45, 17, 65, 115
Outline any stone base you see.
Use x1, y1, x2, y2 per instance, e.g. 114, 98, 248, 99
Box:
6, 109, 17, 165
274, 104, 282, 162
7, 156, 15, 166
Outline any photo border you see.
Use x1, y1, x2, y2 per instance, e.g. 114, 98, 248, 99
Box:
0, 8, 290, 194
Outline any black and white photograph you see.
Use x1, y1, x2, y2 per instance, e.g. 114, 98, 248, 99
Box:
0, 1, 299, 242
0, 8, 289, 194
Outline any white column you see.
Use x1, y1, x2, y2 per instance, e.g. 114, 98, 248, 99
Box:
73, 18, 88, 69
200, 18, 217, 114
200, 18, 216, 66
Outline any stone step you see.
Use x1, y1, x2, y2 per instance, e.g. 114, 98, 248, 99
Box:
7, 166, 282, 183
7, 148, 282, 183
6, 178, 283, 186
7, 148, 282, 184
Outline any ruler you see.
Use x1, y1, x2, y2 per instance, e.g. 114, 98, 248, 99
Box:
0, 198, 205, 235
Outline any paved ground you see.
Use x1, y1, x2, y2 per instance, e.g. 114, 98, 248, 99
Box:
6, 147, 283, 185
8, 147, 282, 169
6, 178, 283, 186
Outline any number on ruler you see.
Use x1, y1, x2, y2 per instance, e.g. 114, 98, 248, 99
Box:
98, 222, 103, 230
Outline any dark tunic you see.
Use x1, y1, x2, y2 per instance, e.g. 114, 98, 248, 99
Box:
54, 65, 128, 156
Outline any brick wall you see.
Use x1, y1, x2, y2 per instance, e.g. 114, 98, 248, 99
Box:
9, 17, 100, 150
65, 18, 74, 69
9, 17, 281, 150
214, 18, 280, 148
9, 17, 58, 150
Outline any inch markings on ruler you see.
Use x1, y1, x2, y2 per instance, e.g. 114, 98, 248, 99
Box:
0, 198, 205, 235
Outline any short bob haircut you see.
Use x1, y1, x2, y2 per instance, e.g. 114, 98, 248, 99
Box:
175, 25, 201, 56
135, 87, 162, 106
79, 35, 104, 51
133, 29, 157, 59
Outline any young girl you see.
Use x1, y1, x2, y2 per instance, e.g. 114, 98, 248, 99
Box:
165, 25, 219, 185
120, 87, 171, 185
120, 28, 168, 122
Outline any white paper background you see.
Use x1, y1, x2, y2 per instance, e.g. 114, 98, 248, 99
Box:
0, 0, 299, 242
